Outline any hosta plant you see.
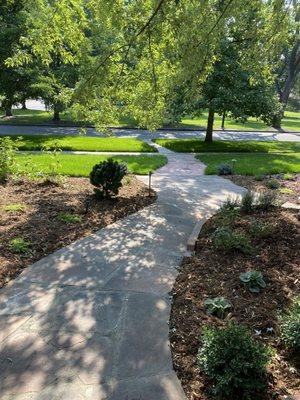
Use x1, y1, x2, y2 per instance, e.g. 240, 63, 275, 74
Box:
204, 296, 231, 319
240, 270, 266, 293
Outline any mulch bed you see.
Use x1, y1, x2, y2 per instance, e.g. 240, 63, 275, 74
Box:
228, 173, 300, 204
170, 207, 300, 400
0, 176, 155, 288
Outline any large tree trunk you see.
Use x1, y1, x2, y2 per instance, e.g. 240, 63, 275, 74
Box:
53, 105, 60, 122
21, 100, 27, 110
221, 111, 226, 130
5, 106, 12, 117
205, 106, 214, 143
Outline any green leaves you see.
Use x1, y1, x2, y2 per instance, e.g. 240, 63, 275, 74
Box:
204, 296, 231, 319
240, 270, 266, 294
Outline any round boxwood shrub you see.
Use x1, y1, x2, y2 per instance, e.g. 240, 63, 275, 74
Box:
198, 323, 271, 399
90, 158, 127, 199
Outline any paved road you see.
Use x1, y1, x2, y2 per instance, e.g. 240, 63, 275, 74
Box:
0, 144, 246, 400
1, 124, 300, 141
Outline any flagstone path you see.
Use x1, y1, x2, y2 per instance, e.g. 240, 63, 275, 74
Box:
0, 145, 246, 400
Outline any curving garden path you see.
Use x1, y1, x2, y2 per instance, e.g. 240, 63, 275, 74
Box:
0, 144, 246, 400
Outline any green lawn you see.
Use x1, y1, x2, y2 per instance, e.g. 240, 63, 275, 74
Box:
11, 135, 157, 152
154, 139, 300, 153
179, 110, 300, 132
2, 108, 300, 132
197, 153, 300, 175
16, 153, 167, 176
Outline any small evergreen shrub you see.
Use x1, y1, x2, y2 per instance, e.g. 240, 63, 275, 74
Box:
241, 191, 255, 213
257, 191, 277, 210
213, 226, 252, 254
250, 220, 274, 238
279, 297, 300, 352
266, 178, 280, 190
240, 270, 266, 293
90, 158, 127, 199
198, 323, 271, 399
204, 297, 231, 319
217, 164, 233, 176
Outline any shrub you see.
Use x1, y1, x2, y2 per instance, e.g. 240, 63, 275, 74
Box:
90, 158, 127, 199
240, 270, 266, 293
279, 187, 294, 195
213, 226, 253, 254
9, 238, 31, 254
266, 178, 280, 190
254, 174, 265, 181
198, 323, 271, 399
257, 190, 277, 210
241, 191, 255, 213
42, 141, 63, 184
279, 297, 300, 352
58, 212, 81, 223
0, 136, 20, 182
283, 173, 294, 181
250, 220, 274, 238
217, 164, 233, 176
204, 297, 231, 319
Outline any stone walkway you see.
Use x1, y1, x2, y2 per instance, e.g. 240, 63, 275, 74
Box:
0, 146, 246, 400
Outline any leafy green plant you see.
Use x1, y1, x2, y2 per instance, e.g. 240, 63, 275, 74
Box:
42, 141, 63, 184
279, 187, 294, 195
213, 226, 253, 254
254, 174, 265, 181
0, 136, 21, 182
217, 163, 233, 176
3, 203, 26, 213
198, 323, 271, 399
241, 191, 254, 213
240, 270, 266, 293
283, 173, 294, 181
249, 220, 274, 238
58, 212, 82, 223
9, 238, 31, 254
257, 190, 278, 210
266, 178, 280, 190
279, 297, 300, 352
90, 158, 127, 199
204, 297, 231, 319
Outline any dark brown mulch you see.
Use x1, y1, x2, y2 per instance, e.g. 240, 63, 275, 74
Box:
0, 176, 156, 288
228, 173, 300, 204
170, 208, 300, 400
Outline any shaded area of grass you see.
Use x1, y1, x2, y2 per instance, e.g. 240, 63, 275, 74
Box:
197, 153, 300, 175
155, 139, 300, 153
179, 110, 300, 132
11, 135, 157, 152
16, 153, 167, 176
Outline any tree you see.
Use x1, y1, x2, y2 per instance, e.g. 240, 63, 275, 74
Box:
272, 1, 300, 128
0, 0, 32, 116
201, 41, 279, 142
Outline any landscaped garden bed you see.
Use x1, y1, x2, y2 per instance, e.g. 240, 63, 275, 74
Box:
0, 176, 156, 288
170, 200, 299, 399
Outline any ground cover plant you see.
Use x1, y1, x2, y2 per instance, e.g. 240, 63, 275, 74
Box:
154, 139, 300, 153
0, 176, 156, 288
15, 153, 167, 176
170, 203, 299, 399
11, 135, 157, 152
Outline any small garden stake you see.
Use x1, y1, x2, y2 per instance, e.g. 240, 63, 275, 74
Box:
148, 170, 152, 197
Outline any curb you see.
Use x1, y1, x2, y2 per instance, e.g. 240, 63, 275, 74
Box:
186, 218, 208, 253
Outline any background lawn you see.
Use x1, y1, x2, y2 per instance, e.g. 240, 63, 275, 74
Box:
12, 135, 157, 152
179, 110, 300, 132
16, 153, 167, 176
2, 108, 300, 132
154, 139, 300, 153
197, 153, 300, 175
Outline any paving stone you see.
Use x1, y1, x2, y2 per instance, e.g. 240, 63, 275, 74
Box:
116, 293, 172, 379
0, 315, 31, 343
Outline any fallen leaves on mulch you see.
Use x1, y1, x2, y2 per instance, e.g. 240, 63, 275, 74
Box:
228, 173, 300, 204
0, 176, 156, 288
170, 208, 300, 400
